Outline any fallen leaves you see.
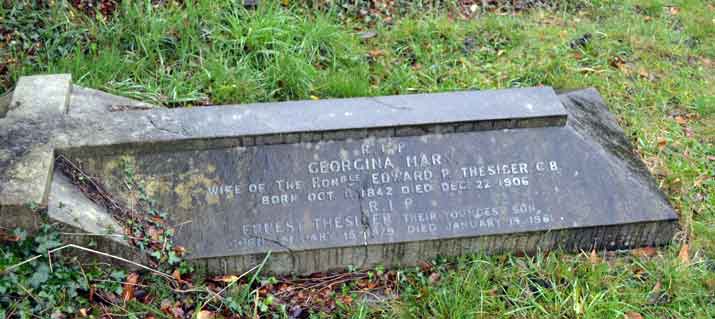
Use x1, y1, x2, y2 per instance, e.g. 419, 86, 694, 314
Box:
174, 245, 186, 257
196, 310, 215, 319
417, 260, 433, 272
610, 56, 626, 69
637, 68, 657, 81
339, 295, 353, 306
122, 272, 140, 302
171, 269, 183, 283
646, 280, 670, 305
631, 246, 658, 258
147, 226, 163, 241
674, 115, 688, 125
678, 243, 690, 265
368, 49, 385, 58
212, 274, 240, 283
657, 139, 667, 151
0, 229, 21, 242
625, 311, 644, 319
160, 299, 185, 318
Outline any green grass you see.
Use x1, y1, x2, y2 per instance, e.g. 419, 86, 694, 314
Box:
1, 0, 714, 318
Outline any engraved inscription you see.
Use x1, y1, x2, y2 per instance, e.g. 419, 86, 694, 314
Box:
173, 131, 568, 257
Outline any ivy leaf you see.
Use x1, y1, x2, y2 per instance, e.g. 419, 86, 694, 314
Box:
150, 250, 162, 260
28, 263, 50, 288
34, 232, 62, 254
110, 270, 126, 281
167, 251, 182, 265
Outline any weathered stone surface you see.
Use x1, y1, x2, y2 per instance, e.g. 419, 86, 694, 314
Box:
69, 86, 157, 115
0, 91, 11, 117
0, 74, 679, 275
7, 74, 71, 117
71, 88, 678, 275
0, 75, 72, 231
48, 171, 125, 241
1, 76, 567, 226
48, 170, 149, 266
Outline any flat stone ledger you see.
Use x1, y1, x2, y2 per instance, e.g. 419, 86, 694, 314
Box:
67, 88, 678, 274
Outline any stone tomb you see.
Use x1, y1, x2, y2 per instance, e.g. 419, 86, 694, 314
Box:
0, 75, 678, 274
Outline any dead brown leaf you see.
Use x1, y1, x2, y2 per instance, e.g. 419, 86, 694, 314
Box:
147, 227, 163, 241
160, 299, 173, 312
368, 49, 384, 58
633, 267, 647, 280
417, 260, 433, 272
487, 288, 498, 296
196, 310, 215, 319
89, 285, 96, 303
675, 115, 688, 125
172, 269, 182, 282
341, 295, 353, 305
0, 229, 20, 242
212, 275, 240, 283
122, 272, 140, 302
174, 245, 186, 256
678, 243, 690, 265
610, 56, 625, 68
646, 281, 670, 305
625, 311, 644, 319
631, 246, 658, 257
657, 139, 667, 151
78, 308, 89, 317
651, 281, 662, 294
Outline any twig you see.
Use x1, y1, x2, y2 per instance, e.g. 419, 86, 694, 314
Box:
92, 279, 150, 288
253, 288, 260, 319
300, 272, 368, 291
199, 252, 271, 311
16, 283, 40, 304
55, 154, 126, 214
2, 244, 175, 282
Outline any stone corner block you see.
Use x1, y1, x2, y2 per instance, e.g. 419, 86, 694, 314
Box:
7, 74, 72, 118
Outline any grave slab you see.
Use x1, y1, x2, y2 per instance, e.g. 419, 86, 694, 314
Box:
0, 74, 679, 274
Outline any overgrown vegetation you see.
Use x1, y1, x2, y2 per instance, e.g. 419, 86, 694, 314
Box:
1, 0, 714, 318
